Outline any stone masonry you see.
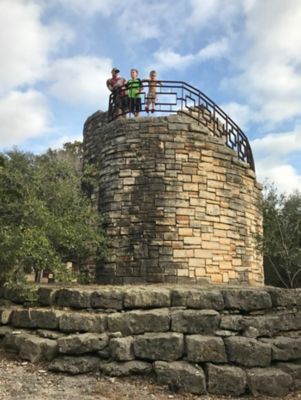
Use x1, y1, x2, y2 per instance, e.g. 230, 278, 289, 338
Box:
83, 111, 263, 285
0, 285, 301, 397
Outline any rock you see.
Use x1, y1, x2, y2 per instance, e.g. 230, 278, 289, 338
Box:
207, 363, 247, 396
30, 309, 61, 330
171, 288, 224, 310
222, 289, 272, 311
276, 362, 301, 390
171, 309, 220, 334
10, 309, 61, 330
110, 336, 134, 361
247, 367, 293, 397
10, 310, 33, 328
220, 314, 244, 331
266, 287, 300, 307
2, 331, 31, 353
1, 287, 26, 304
56, 289, 91, 309
59, 312, 107, 333
91, 289, 124, 310
36, 329, 64, 340
37, 287, 58, 306
0, 326, 13, 337
133, 332, 183, 361
49, 356, 100, 374
108, 308, 170, 335
19, 335, 58, 362
154, 361, 206, 395
58, 333, 108, 355
100, 361, 152, 376
224, 336, 271, 367
0, 307, 13, 324
123, 287, 171, 309
243, 326, 259, 338
261, 336, 301, 361
186, 335, 227, 363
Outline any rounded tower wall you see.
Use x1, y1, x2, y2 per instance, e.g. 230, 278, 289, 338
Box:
83, 112, 263, 285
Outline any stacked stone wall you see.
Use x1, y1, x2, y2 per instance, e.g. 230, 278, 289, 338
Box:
83, 112, 263, 285
0, 286, 300, 397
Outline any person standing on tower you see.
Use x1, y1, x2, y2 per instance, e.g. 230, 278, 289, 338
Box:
127, 68, 143, 117
106, 68, 128, 117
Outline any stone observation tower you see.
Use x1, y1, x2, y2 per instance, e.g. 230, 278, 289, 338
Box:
83, 81, 263, 285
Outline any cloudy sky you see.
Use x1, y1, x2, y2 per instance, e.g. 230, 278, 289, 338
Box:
0, 0, 300, 193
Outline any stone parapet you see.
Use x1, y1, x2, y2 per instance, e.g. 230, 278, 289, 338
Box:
83, 112, 263, 285
1, 285, 301, 396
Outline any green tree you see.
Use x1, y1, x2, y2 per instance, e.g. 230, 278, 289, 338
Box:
261, 184, 301, 288
0, 143, 104, 287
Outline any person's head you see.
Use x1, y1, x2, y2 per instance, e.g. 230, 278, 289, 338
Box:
150, 70, 157, 80
131, 69, 138, 79
111, 67, 120, 77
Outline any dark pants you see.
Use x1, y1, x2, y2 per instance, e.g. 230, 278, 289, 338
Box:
129, 97, 141, 114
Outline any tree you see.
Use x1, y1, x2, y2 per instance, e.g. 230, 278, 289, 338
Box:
260, 184, 301, 288
0, 143, 104, 287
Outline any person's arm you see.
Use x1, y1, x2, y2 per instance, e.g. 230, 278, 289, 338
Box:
106, 79, 113, 91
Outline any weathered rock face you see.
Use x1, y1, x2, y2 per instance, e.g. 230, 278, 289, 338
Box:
83, 111, 263, 285
1, 285, 301, 397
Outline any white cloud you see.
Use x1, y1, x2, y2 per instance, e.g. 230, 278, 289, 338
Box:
47, 56, 112, 108
220, 102, 254, 130
223, 0, 301, 126
256, 162, 301, 194
252, 125, 301, 157
251, 124, 301, 193
0, 90, 51, 147
50, 0, 119, 17
188, 0, 221, 27
0, 0, 72, 93
197, 38, 229, 61
152, 38, 228, 72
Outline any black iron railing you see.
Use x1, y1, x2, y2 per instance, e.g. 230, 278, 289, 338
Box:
108, 80, 255, 171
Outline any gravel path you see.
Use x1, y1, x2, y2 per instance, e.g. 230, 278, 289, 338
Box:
1, 351, 300, 400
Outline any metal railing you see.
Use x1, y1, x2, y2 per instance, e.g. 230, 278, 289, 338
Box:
108, 80, 255, 171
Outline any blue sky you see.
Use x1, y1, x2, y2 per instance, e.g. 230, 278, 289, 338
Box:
0, 0, 300, 193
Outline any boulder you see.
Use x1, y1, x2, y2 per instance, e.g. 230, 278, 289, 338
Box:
59, 312, 107, 333
171, 309, 220, 334
154, 361, 206, 395
222, 289, 272, 311
224, 336, 271, 367
10, 309, 61, 329
109, 336, 134, 361
133, 332, 183, 361
171, 288, 224, 310
100, 361, 152, 376
49, 356, 100, 374
123, 287, 171, 309
91, 288, 124, 310
261, 336, 301, 361
56, 288, 91, 309
37, 287, 58, 306
247, 367, 293, 397
0, 307, 13, 324
207, 363, 247, 396
19, 335, 58, 362
276, 362, 301, 390
58, 333, 108, 354
108, 308, 170, 335
186, 335, 227, 363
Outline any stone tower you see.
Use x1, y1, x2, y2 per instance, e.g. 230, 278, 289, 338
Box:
83, 107, 263, 286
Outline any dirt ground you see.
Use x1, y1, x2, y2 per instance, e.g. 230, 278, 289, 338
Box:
0, 351, 300, 400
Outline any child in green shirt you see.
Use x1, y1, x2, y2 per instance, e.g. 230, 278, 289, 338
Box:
127, 69, 143, 117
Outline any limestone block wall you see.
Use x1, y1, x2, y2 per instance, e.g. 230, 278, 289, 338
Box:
83, 112, 263, 285
0, 286, 301, 397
